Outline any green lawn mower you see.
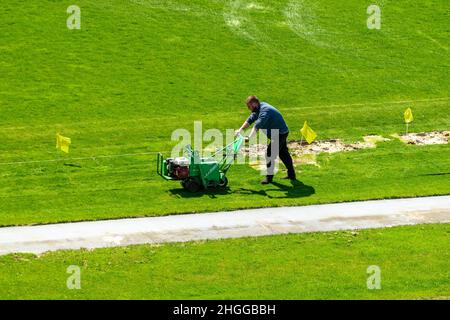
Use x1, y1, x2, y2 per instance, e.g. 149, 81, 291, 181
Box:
157, 135, 245, 192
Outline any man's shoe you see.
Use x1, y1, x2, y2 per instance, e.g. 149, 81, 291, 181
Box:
281, 175, 297, 181
261, 177, 273, 185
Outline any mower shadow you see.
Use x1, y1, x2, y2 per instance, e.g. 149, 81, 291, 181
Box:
169, 187, 233, 199
168, 180, 315, 199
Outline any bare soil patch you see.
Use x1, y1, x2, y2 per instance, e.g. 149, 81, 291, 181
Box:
242, 135, 389, 167
393, 131, 449, 145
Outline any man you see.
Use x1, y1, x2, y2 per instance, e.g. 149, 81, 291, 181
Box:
236, 96, 296, 184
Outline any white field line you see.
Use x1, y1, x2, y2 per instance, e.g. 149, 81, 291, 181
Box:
132, 0, 448, 76
0, 97, 448, 166
284, 0, 328, 48
223, 0, 272, 49
289, 97, 450, 111
221, 0, 335, 71
417, 30, 449, 52
0, 152, 158, 166
129, 0, 221, 18
1, 97, 448, 131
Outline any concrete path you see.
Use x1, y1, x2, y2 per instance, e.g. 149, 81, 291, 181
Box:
0, 196, 449, 255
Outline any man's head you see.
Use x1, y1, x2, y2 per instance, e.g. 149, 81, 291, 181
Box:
246, 96, 260, 112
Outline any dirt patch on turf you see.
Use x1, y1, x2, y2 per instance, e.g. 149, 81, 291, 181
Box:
242, 135, 389, 168
393, 131, 449, 145
241, 132, 448, 170
289, 135, 389, 156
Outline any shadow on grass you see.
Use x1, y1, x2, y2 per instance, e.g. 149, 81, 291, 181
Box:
236, 181, 315, 199
63, 163, 82, 168
169, 187, 232, 199
419, 172, 450, 176
169, 180, 315, 199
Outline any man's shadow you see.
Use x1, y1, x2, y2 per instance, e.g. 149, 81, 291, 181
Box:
169, 180, 315, 199
235, 180, 315, 199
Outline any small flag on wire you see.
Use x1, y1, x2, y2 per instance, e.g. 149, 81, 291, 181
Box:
300, 121, 317, 144
56, 133, 71, 153
404, 108, 414, 124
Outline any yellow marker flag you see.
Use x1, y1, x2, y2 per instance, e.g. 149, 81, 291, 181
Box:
300, 121, 317, 144
56, 133, 71, 153
404, 108, 414, 124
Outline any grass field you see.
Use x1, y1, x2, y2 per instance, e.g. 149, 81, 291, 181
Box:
0, 0, 449, 226
0, 0, 449, 301
0, 224, 448, 299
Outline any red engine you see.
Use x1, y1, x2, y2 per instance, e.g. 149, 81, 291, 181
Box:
165, 157, 190, 180
174, 166, 190, 179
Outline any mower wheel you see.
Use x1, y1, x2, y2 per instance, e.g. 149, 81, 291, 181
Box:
218, 177, 228, 188
183, 178, 201, 193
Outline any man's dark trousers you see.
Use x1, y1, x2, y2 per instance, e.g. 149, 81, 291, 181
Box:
266, 132, 296, 180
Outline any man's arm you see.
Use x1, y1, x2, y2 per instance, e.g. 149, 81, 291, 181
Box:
236, 122, 258, 141
247, 126, 258, 140
241, 110, 267, 140
236, 112, 258, 136
236, 121, 250, 136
